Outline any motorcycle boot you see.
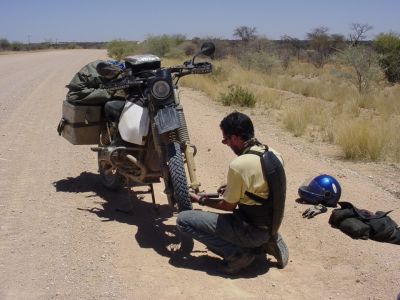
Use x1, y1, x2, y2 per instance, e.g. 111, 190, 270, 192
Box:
263, 233, 289, 269
219, 251, 256, 275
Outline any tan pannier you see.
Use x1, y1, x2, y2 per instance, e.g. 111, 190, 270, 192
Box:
58, 100, 104, 145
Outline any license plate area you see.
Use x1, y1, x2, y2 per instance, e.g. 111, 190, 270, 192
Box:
154, 106, 180, 134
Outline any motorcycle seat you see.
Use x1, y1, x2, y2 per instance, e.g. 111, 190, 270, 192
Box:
104, 100, 125, 122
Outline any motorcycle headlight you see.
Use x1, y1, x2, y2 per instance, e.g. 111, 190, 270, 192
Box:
151, 80, 171, 99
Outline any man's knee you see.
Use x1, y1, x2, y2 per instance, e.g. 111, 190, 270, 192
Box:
176, 210, 195, 232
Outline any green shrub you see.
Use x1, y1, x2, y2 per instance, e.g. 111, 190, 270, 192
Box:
11, 42, 24, 51
219, 85, 256, 107
107, 40, 138, 60
66, 43, 79, 49
0, 38, 10, 50
374, 32, 400, 83
140, 34, 186, 57
238, 51, 278, 73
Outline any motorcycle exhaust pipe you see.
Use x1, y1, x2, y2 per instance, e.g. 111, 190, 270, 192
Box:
125, 154, 160, 181
126, 154, 146, 172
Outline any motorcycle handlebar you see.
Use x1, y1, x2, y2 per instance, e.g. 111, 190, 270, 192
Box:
101, 61, 212, 91
190, 62, 212, 74
101, 76, 143, 91
169, 62, 212, 76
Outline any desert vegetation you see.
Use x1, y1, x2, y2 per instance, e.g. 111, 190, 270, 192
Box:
160, 27, 400, 163
3, 25, 400, 162
104, 26, 400, 162
0, 38, 105, 51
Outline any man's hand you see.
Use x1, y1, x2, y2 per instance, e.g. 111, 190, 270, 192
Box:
217, 184, 227, 195
189, 192, 200, 203
302, 204, 327, 219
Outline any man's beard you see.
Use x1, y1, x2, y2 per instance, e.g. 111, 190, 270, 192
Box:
231, 145, 243, 156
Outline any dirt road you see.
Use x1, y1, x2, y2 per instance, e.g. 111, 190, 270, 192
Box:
0, 50, 399, 299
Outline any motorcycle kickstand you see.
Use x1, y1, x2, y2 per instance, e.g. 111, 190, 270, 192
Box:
149, 184, 160, 215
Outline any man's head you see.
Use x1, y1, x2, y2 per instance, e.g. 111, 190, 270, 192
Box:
219, 112, 254, 155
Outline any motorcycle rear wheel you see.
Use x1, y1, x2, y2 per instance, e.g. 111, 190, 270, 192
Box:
167, 142, 192, 211
98, 126, 124, 190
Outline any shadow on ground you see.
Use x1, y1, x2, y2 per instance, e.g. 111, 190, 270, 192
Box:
169, 254, 271, 278
53, 171, 271, 278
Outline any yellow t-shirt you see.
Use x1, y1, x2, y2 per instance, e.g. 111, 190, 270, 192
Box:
223, 145, 284, 206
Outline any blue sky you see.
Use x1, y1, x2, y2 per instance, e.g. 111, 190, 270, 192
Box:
1, 0, 399, 43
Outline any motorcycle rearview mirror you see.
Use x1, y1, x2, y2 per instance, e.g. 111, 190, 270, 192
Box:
200, 42, 215, 57
96, 62, 121, 79
191, 42, 215, 64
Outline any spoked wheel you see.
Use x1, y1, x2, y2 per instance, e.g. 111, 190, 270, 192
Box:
98, 125, 124, 190
166, 142, 192, 211
98, 155, 124, 190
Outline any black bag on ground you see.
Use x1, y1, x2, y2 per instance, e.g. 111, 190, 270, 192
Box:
368, 212, 400, 243
329, 201, 400, 244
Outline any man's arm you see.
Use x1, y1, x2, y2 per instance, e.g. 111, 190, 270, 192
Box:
189, 192, 237, 211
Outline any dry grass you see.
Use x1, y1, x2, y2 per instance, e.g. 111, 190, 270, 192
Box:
335, 119, 383, 160
163, 56, 400, 162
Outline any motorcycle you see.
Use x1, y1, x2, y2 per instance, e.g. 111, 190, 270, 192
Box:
90, 42, 215, 212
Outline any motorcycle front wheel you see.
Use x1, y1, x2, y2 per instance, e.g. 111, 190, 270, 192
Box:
167, 142, 192, 211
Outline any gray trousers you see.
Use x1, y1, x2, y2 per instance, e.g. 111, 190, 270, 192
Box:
176, 210, 270, 260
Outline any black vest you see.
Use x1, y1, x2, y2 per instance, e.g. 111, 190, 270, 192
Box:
237, 145, 286, 235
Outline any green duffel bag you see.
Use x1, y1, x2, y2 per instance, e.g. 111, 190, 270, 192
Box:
66, 60, 114, 105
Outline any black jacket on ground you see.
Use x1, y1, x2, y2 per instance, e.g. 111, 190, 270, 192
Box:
329, 202, 400, 245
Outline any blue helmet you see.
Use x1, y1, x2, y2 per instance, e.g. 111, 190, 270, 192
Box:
298, 174, 341, 207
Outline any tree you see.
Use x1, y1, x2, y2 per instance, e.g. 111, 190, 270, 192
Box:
306, 27, 345, 68
374, 32, 400, 83
0, 38, 10, 50
335, 45, 381, 93
281, 35, 304, 61
233, 26, 257, 42
330, 34, 346, 51
306, 27, 332, 67
349, 23, 373, 46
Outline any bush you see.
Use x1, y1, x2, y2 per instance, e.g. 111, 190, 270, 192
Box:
219, 85, 256, 107
0, 38, 10, 51
374, 33, 400, 83
183, 42, 196, 56
238, 51, 279, 73
335, 118, 386, 160
66, 43, 79, 49
11, 42, 24, 51
283, 107, 310, 137
107, 40, 138, 60
140, 34, 186, 57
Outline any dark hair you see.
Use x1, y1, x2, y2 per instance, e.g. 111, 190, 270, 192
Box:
220, 112, 254, 141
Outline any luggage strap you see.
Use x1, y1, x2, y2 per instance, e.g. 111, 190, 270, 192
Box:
57, 118, 103, 136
